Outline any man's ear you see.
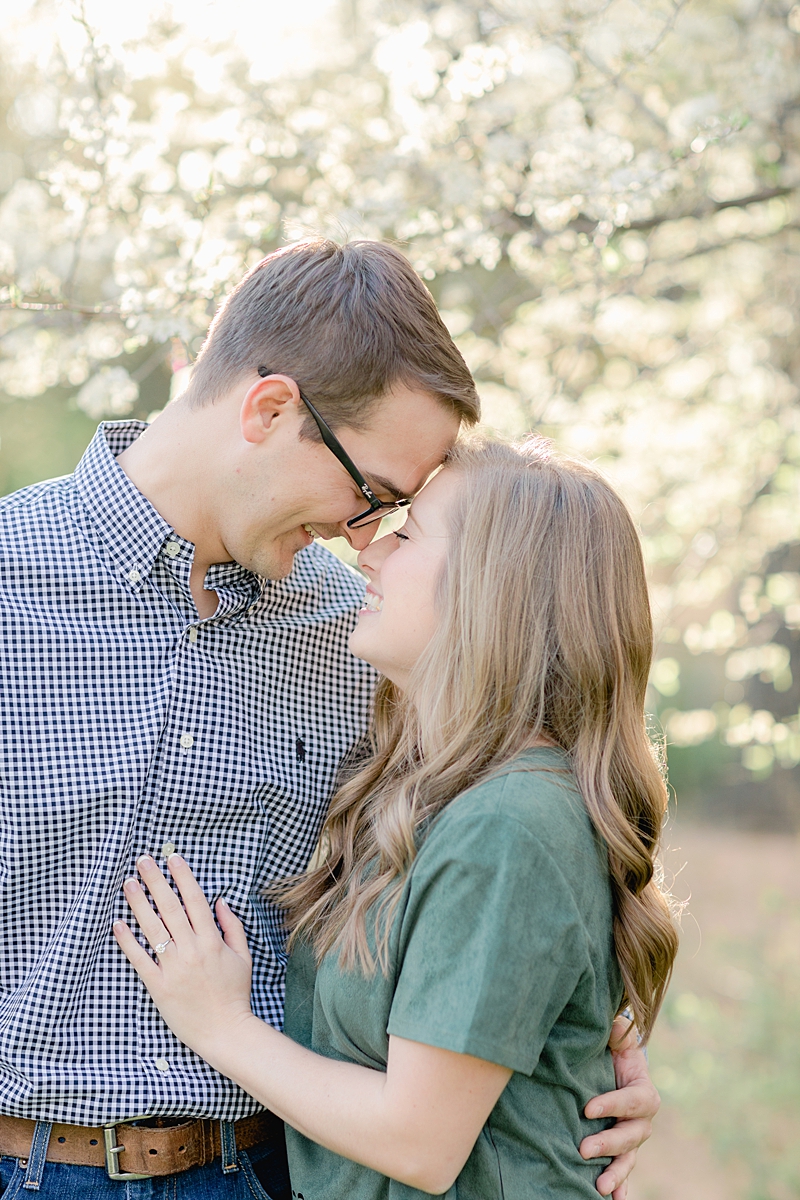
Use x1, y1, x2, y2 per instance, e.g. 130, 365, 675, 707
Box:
239, 374, 303, 445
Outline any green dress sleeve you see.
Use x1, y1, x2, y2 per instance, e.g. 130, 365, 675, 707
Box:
386, 785, 592, 1076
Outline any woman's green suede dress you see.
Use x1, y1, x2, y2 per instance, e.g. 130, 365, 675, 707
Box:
283, 749, 623, 1200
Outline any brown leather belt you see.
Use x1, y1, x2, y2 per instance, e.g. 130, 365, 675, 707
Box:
0, 1111, 281, 1179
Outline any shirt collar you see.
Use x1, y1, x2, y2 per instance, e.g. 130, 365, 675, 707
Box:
74, 421, 174, 588
74, 420, 263, 601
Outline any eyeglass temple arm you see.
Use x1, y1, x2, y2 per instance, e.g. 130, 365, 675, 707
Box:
256, 366, 383, 512
299, 392, 382, 509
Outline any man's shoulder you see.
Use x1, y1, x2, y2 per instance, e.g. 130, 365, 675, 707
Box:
0, 474, 75, 541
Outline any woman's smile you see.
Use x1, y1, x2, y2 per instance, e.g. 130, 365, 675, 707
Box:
361, 588, 384, 613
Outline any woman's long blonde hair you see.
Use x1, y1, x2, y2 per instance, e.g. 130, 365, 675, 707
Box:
277, 437, 679, 1041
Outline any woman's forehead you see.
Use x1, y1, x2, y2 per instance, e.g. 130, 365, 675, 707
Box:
407, 466, 461, 531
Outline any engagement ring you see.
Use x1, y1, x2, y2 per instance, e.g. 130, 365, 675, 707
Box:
154, 938, 173, 955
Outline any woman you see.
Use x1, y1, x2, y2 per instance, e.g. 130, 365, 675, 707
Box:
115, 437, 678, 1199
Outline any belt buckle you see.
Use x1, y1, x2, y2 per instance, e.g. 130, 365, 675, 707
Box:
103, 1115, 153, 1181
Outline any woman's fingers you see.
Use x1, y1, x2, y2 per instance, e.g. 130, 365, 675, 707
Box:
123, 854, 227, 956
216, 898, 251, 962
135, 855, 194, 945
113, 919, 161, 982
165, 855, 220, 938
123, 875, 174, 952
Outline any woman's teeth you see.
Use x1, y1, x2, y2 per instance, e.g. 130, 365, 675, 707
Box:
303, 524, 316, 537
364, 592, 383, 612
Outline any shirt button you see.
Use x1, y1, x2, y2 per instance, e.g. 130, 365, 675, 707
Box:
127, 569, 141, 583
155, 1059, 170, 1072
188, 627, 198, 643
165, 541, 181, 558
180, 734, 194, 749
161, 842, 176, 858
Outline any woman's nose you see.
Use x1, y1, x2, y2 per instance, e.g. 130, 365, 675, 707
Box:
357, 529, 397, 574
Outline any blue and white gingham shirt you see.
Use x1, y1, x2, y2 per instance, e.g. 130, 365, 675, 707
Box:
0, 421, 375, 1125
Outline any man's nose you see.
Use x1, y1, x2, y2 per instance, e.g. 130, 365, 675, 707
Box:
343, 521, 380, 552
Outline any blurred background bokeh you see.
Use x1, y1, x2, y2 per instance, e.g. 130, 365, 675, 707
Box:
0, 0, 798, 1194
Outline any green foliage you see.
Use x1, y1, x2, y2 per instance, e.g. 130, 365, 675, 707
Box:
0, 392, 96, 495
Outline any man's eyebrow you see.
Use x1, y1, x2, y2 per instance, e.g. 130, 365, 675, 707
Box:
364, 472, 406, 501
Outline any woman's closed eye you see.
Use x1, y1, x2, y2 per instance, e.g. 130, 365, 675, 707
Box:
393, 530, 410, 542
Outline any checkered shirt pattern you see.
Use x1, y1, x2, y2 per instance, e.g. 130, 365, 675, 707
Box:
0, 421, 376, 1125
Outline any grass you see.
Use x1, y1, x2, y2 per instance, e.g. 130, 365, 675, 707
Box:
634, 825, 800, 1200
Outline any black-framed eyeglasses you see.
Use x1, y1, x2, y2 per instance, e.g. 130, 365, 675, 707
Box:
258, 367, 412, 529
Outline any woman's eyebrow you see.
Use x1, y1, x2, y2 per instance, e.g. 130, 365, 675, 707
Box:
402, 508, 427, 534
404, 505, 449, 538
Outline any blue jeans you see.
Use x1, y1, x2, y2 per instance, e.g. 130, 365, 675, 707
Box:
0, 1125, 290, 1200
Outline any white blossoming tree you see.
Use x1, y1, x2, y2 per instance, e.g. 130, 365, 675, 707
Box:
1, 0, 800, 824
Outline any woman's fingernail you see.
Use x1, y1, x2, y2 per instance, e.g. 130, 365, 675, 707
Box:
123, 877, 140, 892
137, 855, 154, 870
218, 897, 230, 909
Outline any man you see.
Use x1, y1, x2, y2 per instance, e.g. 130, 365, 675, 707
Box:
0, 239, 656, 1198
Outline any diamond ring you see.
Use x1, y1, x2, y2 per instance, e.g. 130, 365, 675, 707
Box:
154, 938, 173, 955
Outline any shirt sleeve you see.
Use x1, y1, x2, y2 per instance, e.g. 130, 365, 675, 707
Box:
386, 792, 589, 1075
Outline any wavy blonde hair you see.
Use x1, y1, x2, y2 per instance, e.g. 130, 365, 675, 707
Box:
277, 437, 679, 1041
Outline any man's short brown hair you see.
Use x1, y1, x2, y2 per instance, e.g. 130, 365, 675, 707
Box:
186, 239, 480, 432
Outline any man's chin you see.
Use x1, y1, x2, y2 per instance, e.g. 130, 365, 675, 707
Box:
248, 543, 306, 581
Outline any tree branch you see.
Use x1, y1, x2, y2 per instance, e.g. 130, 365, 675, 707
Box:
0, 299, 121, 315
666, 223, 800, 263
623, 186, 798, 233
